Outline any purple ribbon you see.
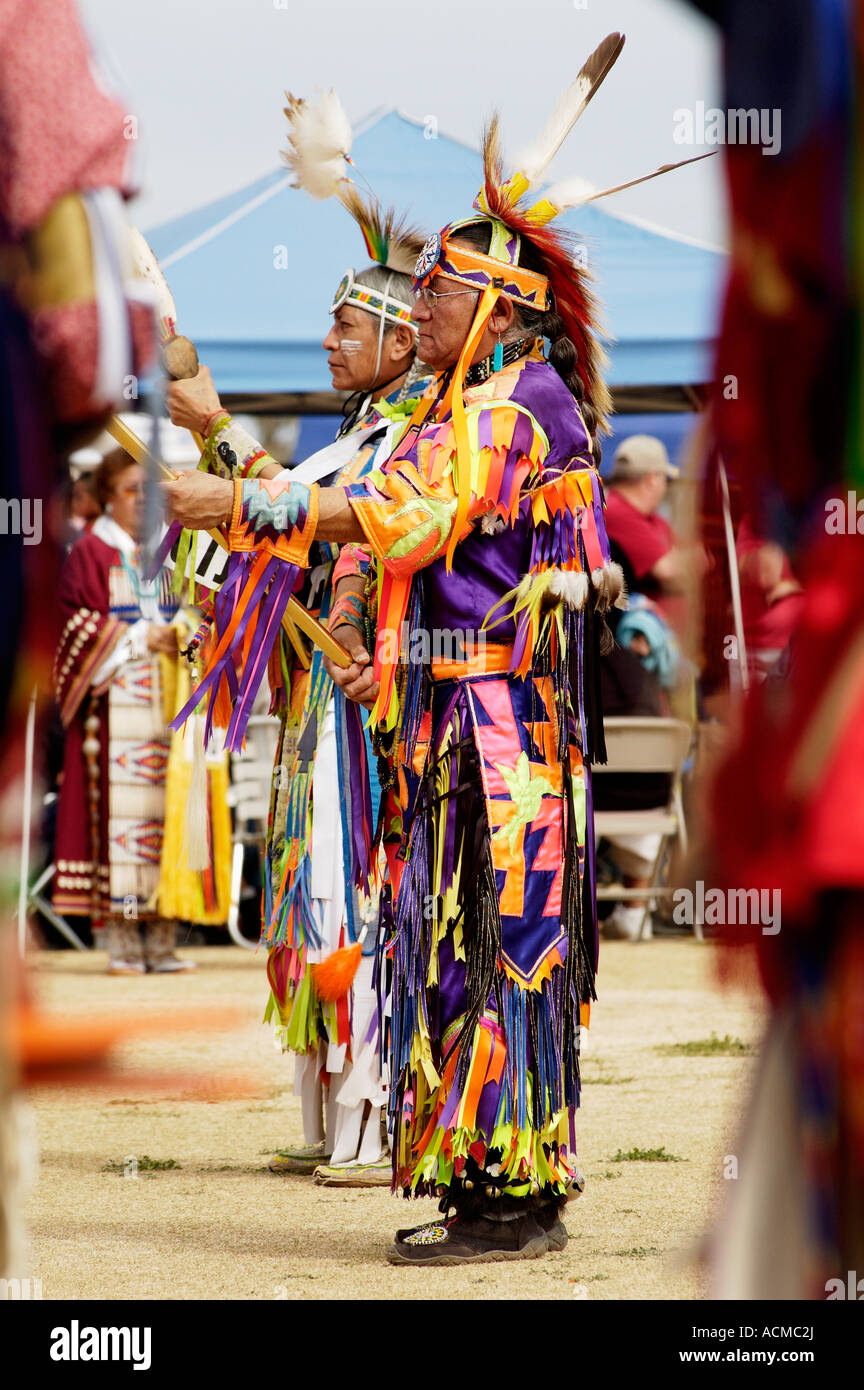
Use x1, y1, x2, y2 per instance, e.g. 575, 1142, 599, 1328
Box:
145, 522, 182, 580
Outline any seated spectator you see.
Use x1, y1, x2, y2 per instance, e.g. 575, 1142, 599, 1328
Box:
604, 434, 693, 628
737, 517, 804, 681
616, 593, 681, 692
594, 641, 672, 941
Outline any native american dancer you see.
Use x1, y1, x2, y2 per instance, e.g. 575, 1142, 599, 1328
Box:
165, 176, 615, 1256
168, 99, 431, 1180
53, 449, 230, 972
165, 36, 708, 1262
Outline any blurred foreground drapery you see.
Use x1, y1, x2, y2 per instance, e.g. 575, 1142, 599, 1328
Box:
690, 0, 864, 1297
0, 0, 154, 1281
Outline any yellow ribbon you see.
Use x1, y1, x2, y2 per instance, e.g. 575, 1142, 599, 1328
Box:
440, 282, 501, 569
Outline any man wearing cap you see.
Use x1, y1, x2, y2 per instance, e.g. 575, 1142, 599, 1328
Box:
604, 434, 686, 622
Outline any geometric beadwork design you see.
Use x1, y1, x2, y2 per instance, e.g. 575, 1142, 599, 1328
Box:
113, 662, 155, 706
111, 739, 169, 783
402, 1223, 450, 1247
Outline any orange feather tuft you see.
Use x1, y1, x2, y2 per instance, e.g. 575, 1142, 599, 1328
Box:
311, 943, 362, 1001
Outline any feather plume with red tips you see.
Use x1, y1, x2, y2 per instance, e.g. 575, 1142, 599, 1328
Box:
475, 117, 611, 435
479, 116, 508, 218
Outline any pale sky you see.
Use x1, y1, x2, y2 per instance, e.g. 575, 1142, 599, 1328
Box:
79, 0, 727, 247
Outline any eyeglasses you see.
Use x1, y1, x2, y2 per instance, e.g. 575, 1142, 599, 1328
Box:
413, 286, 479, 309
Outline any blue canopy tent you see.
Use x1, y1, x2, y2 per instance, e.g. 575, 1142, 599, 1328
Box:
147, 108, 726, 467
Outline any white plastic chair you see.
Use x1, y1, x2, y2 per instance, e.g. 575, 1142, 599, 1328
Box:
591, 716, 696, 940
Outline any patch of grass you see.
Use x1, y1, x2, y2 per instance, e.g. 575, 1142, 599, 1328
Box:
585, 1273, 610, 1282
615, 1208, 638, 1215
612, 1246, 661, 1258
609, 1146, 684, 1163
656, 1032, 756, 1057
588, 1170, 623, 1180
582, 1073, 635, 1085
102, 1155, 181, 1174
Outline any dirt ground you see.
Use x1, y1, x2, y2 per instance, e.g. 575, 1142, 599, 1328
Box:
22, 940, 765, 1301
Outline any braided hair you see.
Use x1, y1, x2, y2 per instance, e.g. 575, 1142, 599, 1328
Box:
449, 222, 603, 462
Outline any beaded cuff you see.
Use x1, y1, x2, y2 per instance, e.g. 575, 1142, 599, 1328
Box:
230, 477, 319, 566
329, 591, 366, 633
201, 416, 276, 480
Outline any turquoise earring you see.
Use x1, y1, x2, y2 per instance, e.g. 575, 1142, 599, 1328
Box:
493, 333, 504, 372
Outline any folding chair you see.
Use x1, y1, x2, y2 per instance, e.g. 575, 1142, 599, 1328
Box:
26, 858, 89, 951
18, 687, 89, 954
591, 716, 696, 940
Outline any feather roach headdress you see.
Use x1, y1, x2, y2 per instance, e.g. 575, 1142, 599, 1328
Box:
412, 31, 714, 538
283, 90, 426, 327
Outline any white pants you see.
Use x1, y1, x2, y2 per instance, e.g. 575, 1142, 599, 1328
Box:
606, 831, 663, 880
293, 700, 387, 1163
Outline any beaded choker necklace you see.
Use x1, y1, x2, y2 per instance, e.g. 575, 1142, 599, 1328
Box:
464, 336, 534, 387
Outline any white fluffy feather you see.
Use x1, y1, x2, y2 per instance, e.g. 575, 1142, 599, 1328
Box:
539, 175, 598, 214
591, 562, 627, 609
516, 33, 625, 188
547, 569, 590, 609
283, 90, 353, 201
480, 511, 507, 535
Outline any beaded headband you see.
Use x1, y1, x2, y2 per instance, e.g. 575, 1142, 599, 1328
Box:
330, 268, 417, 329
413, 218, 550, 311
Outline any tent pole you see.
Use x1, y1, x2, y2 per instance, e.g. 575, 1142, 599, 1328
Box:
718, 456, 749, 694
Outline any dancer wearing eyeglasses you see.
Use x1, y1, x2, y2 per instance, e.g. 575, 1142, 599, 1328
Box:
165, 36, 700, 1262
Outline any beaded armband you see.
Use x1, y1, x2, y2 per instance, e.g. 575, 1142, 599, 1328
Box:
230, 477, 319, 566
332, 542, 374, 583
329, 591, 366, 633
201, 415, 276, 480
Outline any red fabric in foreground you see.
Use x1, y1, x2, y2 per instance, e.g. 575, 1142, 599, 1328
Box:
710, 532, 864, 946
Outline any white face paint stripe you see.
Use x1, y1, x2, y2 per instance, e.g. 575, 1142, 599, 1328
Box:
339, 339, 364, 353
